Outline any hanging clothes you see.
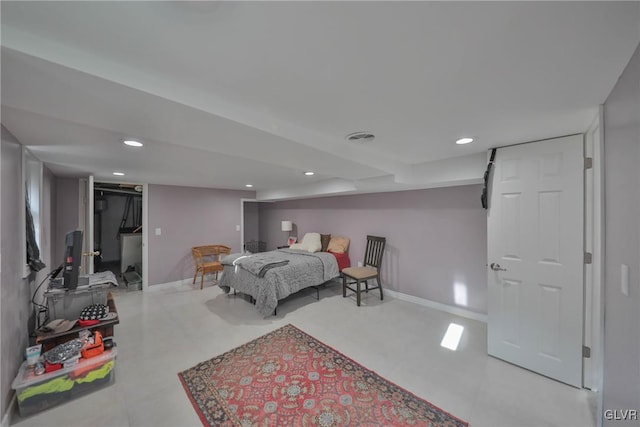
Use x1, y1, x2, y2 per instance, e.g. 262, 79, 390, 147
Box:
26, 193, 45, 272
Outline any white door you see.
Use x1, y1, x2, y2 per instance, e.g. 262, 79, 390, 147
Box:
487, 134, 584, 387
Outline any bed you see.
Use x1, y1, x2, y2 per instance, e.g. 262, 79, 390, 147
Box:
219, 248, 346, 316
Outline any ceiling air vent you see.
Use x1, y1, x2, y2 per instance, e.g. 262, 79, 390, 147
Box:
345, 132, 375, 143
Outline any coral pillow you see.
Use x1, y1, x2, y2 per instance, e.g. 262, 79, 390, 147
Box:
327, 236, 350, 254
301, 232, 322, 253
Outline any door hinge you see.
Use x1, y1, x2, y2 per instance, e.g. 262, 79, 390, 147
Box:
583, 345, 591, 358
584, 252, 593, 264
585, 157, 593, 169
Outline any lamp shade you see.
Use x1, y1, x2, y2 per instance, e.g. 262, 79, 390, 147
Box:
281, 221, 293, 232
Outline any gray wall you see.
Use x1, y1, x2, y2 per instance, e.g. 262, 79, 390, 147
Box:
602, 43, 640, 426
0, 127, 28, 418
1, 127, 56, 418
147, 184, 254, 285
258, 185, 487, 314
53, 182, 254, 285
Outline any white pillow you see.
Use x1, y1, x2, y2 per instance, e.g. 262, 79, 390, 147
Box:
301, 232, 322, 253
289, 242, 304, 250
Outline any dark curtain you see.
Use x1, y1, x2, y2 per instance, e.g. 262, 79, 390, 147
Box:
26, 193, 45, 272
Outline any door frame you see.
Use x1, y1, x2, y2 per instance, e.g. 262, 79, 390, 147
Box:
80, 179, 148, 289
487, 129, 603, 390
142, 183, 149, 290
78, 176, 94, 275
584, 108, 605, 423
240, 198, 258, 251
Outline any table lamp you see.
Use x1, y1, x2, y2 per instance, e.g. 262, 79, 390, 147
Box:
281, 221, 293, 245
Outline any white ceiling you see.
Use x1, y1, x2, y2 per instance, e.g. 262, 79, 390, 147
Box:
2, 1, 638, 200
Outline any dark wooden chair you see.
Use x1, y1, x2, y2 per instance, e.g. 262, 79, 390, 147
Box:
342, 235, 386, 306
191, 245, 231, 290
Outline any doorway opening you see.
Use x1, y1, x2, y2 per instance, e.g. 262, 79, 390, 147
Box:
93, 182, 143, 290
241, 199, 265, 253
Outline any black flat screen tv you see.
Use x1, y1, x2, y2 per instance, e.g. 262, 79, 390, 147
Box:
62, 230, 83, 290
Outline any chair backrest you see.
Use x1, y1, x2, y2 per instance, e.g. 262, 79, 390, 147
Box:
212, 245, 231, 257
363, 235, 386, 269
192, 245, 231, 265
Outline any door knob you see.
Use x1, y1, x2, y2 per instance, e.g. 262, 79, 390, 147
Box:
490, 262, 507, 272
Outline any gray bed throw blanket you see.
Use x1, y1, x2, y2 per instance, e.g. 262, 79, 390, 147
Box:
231, 252, 289, 278
219, 249, 339, 316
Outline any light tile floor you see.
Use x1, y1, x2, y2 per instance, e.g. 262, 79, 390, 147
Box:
12, 280, 597, 427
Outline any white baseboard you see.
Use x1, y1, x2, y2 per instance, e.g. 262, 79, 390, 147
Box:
1, 393, 16, 427
384, 289, 487, 323
146, 277, 205, 291
146, 273, 226, 291
148, 278, 487, 323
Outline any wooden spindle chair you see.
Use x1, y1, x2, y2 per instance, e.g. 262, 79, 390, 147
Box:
342, 236, 386, 306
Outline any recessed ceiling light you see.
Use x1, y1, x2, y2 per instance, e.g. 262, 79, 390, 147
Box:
456, 137, 474, 145
123, 140, 143, 147
304, 171, 315, 176
113, 172, 125, 176
245, 184, 253, 188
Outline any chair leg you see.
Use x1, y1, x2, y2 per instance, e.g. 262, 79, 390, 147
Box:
192, 269, 197, 284
365, 280, 369, 293
200, 272, 205, 290
356, 281, 361, 306
342, 275, 347, 297
378, 274, 384, 301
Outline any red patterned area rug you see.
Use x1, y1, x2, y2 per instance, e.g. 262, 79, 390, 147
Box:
178, 324, 468, 427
